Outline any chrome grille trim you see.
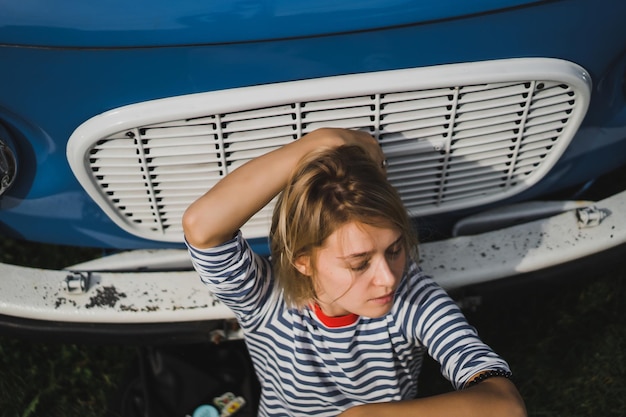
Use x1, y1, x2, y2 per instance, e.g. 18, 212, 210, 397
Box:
68, 58, 591, 242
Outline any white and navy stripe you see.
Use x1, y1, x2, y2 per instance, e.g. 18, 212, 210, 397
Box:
187, 232, 510, 416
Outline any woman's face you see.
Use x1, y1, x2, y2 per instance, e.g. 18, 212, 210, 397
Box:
298, 221, 406, 318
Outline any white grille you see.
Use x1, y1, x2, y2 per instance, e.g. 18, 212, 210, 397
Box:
68, 58, 591, 242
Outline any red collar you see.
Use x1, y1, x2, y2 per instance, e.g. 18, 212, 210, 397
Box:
313, 303, 359, 328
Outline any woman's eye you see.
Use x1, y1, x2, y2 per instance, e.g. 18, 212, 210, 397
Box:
388, 245, 402, 255
350, 261, 370, 272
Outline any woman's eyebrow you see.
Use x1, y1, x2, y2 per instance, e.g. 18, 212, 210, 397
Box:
337, 235, 403, 260
338, 251, 371, 261
386, 235, 404, 250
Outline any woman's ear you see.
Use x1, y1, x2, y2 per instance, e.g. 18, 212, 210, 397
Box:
294, 255, 312, 277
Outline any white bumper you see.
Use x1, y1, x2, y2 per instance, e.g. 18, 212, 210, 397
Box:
1, 188, 625, 325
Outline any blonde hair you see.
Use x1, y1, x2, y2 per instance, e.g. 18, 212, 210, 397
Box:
270, 144, 418, 309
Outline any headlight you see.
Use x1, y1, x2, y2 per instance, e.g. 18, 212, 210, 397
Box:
0, 126, 17, 197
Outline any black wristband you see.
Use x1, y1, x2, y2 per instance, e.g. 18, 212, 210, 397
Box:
465, 369, 512, 388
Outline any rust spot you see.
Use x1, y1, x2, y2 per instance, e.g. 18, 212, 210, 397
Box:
120, 304, 160, 312
85, 286, 127, 309
173, 304, 208, 311
54, 297, 77, 308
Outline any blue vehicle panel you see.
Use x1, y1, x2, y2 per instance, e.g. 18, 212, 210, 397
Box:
2, 0, 544, 47
1, 0, 626, 252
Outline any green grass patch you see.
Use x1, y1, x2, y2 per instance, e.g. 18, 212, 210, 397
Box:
0, 336, 134, 417
459, 258, 626, 417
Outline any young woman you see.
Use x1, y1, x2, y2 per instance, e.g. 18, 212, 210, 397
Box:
183, 128, 526, 417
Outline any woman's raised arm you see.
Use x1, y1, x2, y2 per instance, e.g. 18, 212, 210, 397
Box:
182, 128, 382, 249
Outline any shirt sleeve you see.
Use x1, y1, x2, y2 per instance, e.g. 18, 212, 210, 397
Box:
399, 262, 511, 390
185, 231, 274, 328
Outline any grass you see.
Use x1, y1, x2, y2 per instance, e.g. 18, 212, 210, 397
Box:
462, 256, 626, 416
1, 239, 625, 416
0, 337, 133, 417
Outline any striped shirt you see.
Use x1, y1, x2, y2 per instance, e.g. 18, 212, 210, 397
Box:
187, 231, 510, 416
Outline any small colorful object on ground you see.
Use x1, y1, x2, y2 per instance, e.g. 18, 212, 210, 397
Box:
191, 404, 219, 417
213, 392, 246, 417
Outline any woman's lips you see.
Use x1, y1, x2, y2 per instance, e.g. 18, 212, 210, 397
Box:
370, 292, 394, 305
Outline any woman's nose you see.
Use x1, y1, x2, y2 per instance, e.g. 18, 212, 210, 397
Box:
372, 259, 396, 286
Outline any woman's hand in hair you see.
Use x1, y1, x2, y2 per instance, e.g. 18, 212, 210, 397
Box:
319, 128, 385, 170
182, 128, 382, 249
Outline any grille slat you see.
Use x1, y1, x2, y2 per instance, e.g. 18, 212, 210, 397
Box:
455, 104, 525, 124
381, 88, 456, 102
301, 96, 374, 110
141, 125, 218, 139
452, 121, 522, 141
303, 118, 376, 132
68, 59, 591, 242
457, 83, 531, 104
302, 105, 374, 122
222, 114, 296, 132
220, 105, 295, 122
